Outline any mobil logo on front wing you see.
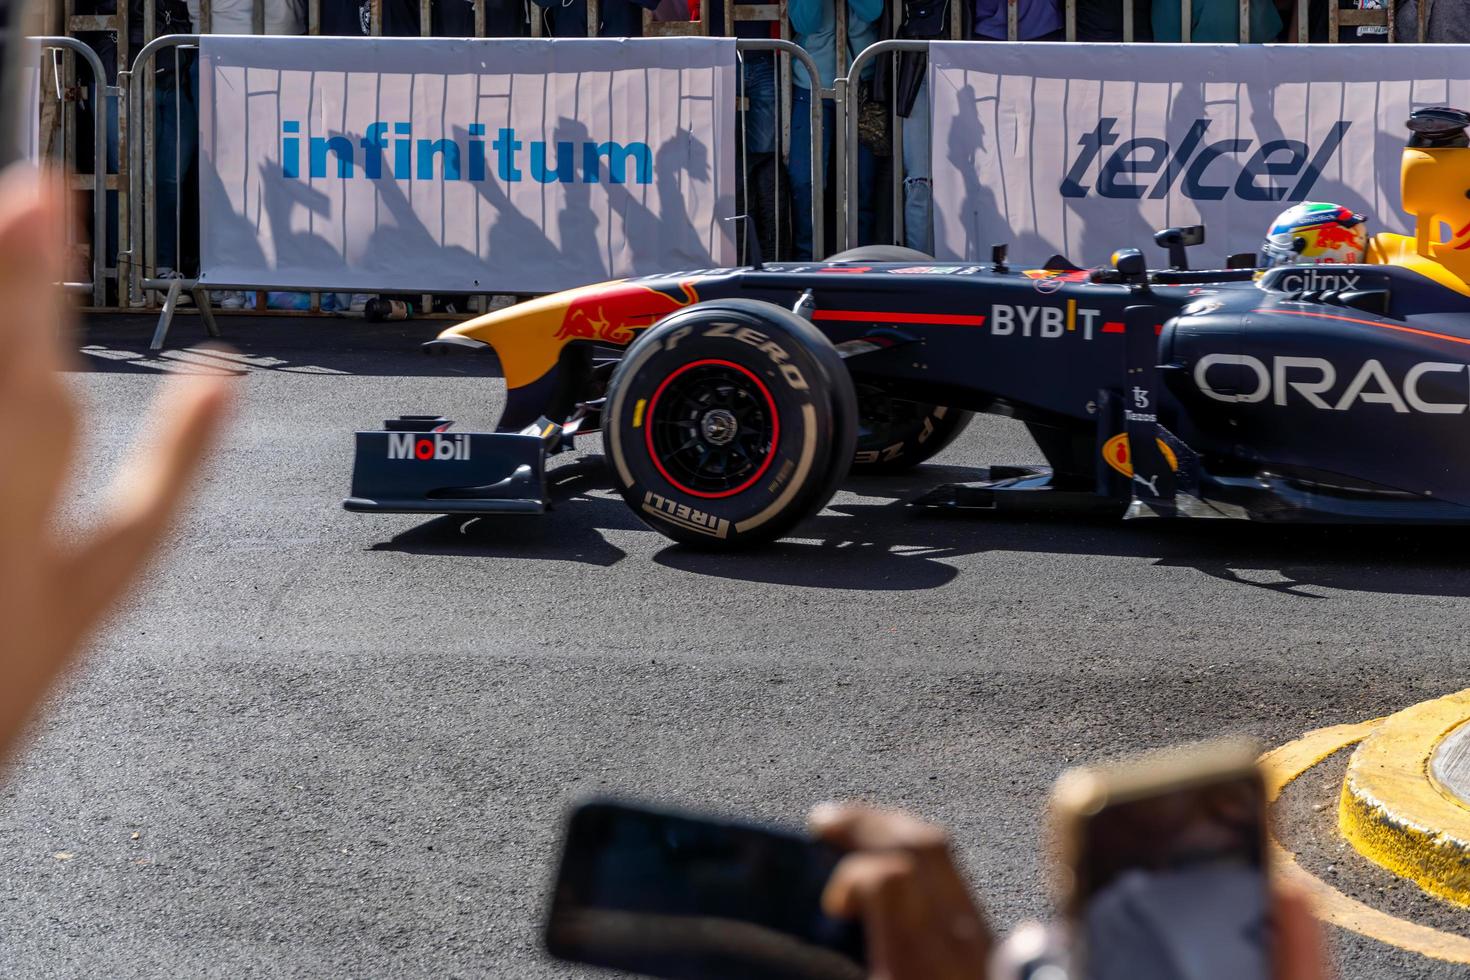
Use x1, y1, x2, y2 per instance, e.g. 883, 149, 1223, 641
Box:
386, 432, 472, 461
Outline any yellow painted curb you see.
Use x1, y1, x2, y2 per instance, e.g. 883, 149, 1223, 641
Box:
1339, 690, 1470, 907
1262, 718, 1470, 964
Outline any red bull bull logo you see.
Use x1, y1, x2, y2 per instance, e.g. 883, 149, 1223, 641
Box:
555, 280, 700, 344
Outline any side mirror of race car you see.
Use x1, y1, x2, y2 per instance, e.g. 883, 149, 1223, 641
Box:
1154, 225, 1205, 271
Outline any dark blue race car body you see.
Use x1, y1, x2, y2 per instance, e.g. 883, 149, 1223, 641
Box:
345, 246, 1470, 538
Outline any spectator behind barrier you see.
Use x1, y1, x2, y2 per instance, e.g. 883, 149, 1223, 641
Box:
901, 0, 1062, 254
188, 0, 305, 310
187, 0, 304, 34
1152, 0, 1293, 41
971, 0, 1062, 40
788, 0, 881, 259
431, 0, 526, 35
533, 0, 653, 37
74, 0, 195, 289
1294, 0, 1388, 41
701, 0, 784, 261
319, 0, 419, 35
1074, 0, 1153, 41
1395, 0, 1467, 42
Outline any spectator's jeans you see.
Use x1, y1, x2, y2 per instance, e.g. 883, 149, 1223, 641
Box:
154, 57, 198, 272
789, 85, 875, 260
901, 78, 931, 254
740, 53, 776, 156
737, 53, 778, 261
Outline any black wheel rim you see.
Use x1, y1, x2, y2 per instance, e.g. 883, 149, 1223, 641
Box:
645, 359, 779, 499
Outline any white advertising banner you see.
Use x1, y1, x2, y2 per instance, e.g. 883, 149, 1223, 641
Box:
199, 36, 737, 293
928, 42, 1470, 268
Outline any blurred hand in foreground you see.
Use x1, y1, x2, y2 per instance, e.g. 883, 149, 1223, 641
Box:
811, 802, 993, 980
0, 166, 232, 767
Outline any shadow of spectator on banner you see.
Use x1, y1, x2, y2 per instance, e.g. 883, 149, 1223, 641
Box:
602, 127, 719, 272
444, 122, 566, 283
940, 80, 1053, 264
546, 118, 610, 277
1072, 87, 1180, 268
196, 158, 269, 280
350, 129, 482, 287
259, 162, 343, 275
1242, 83, 1395, 240
470, 117, 607, 286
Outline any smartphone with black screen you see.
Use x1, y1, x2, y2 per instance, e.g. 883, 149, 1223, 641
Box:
544, 799, 866, 980
1050, 739, 1269, 980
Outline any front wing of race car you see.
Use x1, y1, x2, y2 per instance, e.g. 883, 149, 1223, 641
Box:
343, 416, 553, 515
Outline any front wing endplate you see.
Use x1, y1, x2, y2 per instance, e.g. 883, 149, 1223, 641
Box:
344, 425, 548, 515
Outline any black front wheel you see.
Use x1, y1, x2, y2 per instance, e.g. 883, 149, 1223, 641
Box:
604, 300, 857, 548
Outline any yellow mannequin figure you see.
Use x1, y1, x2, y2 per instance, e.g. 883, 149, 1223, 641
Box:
1368, 107, 1470, 296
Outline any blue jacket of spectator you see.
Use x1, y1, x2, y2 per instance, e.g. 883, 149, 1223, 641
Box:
789, 0, 883, 90
972, 0, 1062, 39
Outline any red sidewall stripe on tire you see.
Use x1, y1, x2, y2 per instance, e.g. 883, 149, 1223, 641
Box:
644, 357, 781, 500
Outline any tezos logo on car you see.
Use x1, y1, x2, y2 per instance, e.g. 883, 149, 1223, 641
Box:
387, 432, 472, 461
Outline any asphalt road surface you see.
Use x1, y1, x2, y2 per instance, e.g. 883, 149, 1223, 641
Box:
4, 315, 1470, 978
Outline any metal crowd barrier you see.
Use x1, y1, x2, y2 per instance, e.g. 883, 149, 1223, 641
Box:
122, 34, 825, 349
34, 35, 113, 306
41, 0, 1434, 320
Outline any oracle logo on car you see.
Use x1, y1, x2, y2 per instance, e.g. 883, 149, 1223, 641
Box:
1194, 355, 1470, 414
387, 432, 472, 461
1060, 118, 1351, 202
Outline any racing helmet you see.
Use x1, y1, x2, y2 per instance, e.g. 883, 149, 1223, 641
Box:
1261, 202, 1368, 266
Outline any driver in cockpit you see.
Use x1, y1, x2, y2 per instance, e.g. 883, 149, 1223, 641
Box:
1258, 108, 1470, 297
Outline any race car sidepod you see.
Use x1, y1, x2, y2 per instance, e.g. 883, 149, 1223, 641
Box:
343, 415, 553, 515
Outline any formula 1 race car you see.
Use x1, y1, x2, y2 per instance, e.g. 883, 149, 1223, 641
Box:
345, 108, 1470, 548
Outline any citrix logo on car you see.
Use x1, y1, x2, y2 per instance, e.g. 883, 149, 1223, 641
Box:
1060, 118, 1351, 201
387, 432, 472, 461
1195, 355, 1470, 413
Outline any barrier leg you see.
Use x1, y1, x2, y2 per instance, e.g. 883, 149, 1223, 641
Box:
193, 286, 221, 339
150, 276, 182, 351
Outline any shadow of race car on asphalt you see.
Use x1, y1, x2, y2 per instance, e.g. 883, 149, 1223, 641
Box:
372, 457, 1470, 598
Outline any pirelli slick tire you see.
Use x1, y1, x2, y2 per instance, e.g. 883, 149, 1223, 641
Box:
828, 245, 935, 263
605, 299, 858, 548
852, 388, 974, 474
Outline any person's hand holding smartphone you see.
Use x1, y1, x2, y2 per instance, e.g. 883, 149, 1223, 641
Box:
810, 803, 993, 980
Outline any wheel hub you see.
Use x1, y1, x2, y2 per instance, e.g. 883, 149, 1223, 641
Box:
700, 409, 739, 446
644, 359, 780, 498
